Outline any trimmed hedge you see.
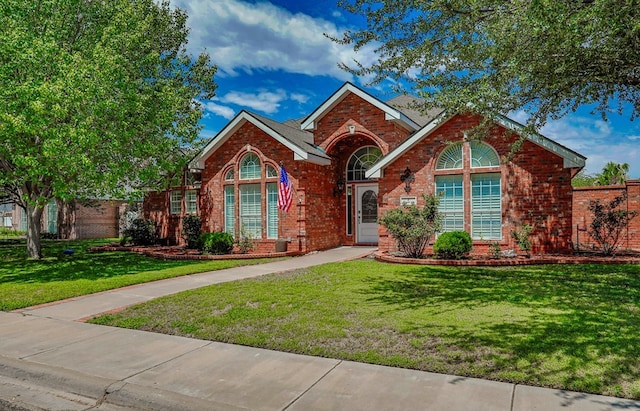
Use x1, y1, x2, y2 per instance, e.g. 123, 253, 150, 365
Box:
199, 232, 234, 255
434, 231, 472, 259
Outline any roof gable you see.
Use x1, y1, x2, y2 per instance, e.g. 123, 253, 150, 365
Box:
366, 112, 586, 178
300, 82, 420, 132
190, 111, 330, 170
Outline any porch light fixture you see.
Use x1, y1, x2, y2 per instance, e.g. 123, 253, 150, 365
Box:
334, 178, 346, 196
400, 167, 415, 193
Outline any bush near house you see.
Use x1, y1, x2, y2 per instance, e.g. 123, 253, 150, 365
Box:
122, 218, 158, 246
182, 215, 202, 249
199, 232, 234, 255
433, 231, 472, 259
379, 194, 442, 258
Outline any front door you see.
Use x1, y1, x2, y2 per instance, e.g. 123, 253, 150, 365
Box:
356, 184, 379, 243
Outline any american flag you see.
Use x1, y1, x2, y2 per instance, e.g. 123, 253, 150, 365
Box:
278, 165, 293, 213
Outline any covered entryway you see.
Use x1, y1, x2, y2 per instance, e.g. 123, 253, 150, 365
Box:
356, 184, 379, 243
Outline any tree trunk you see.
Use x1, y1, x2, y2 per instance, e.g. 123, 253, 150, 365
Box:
57, 198, 75, 240
26, 204, 44, 259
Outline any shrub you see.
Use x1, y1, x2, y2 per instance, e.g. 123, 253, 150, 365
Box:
433, 231, 472, 259
379, 194, 442, 258
182, 215, 201, 249
199, 232, 234, 255
236, 225, 256, 254
488, 242, 502, 259
588, 193, 638, 255
122, 218, 158, 246
511, 224, 534, 257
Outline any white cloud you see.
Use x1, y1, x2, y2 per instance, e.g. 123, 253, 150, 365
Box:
290, 92, 310, 104
204, 102, 235, 120
628, 135, 640, 141
171, 0, 376, 81
218, 89, 287, 114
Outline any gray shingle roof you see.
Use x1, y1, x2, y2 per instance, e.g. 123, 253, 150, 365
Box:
386, 95, 445, 127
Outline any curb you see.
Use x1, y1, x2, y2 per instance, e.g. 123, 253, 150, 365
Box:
0, 355, 245, 410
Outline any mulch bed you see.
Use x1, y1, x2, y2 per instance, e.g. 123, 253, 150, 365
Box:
89, 244, 301, 260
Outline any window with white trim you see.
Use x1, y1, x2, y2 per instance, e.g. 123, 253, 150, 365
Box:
224, 185, 235, 234
347, 146, 382, 181
240, 152, 261, 179
224, 154, 279, 239
170, 191, 182, 215
185, 190, 197, 214
435, 141, 502, 239
435, 175, 464, 232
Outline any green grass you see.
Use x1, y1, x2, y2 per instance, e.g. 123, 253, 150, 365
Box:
90, 259, 640, 399
0, 239, 281, 311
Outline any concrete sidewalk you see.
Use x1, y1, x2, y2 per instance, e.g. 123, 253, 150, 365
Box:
1, 247, 639, 410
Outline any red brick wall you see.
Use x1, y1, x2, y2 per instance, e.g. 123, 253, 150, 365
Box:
314, 93, 411, 152
378, 113, 576, 255
572, 180, 640, 252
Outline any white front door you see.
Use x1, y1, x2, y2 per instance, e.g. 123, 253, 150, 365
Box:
356, 184, 379, 243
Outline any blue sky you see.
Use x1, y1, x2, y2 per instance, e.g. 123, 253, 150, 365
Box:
171, 0, 640, 178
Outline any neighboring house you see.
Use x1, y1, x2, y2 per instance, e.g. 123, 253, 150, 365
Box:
9, 199, 130, 239
145, 82, 591, 255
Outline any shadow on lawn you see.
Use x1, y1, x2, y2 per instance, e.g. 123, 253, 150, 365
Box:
364, 264, 640, 396
0, 239, 189, 284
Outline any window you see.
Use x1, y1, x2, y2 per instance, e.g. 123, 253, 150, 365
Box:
435, 141, 502, 239
435, 175, 464, 232
46, 200, 57, 234
347, 146, 382, 181
225, 154, 280, 239
240, 153, 261, 179
266, 183, 278, 239
224, 185, 235, 234
470, 141, 500, 167
170, 191, 182, 214
240, 184, 261, 238
471, 174, 501, 239
436, 143, 463, 170
266, 164, 278, 178
185, 190, 197, 214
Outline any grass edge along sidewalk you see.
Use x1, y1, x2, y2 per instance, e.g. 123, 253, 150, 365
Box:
91, 259, 640, 400
0, 238, 284, 311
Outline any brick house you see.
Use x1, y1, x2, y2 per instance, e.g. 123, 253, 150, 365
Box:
144, 82, 588, 255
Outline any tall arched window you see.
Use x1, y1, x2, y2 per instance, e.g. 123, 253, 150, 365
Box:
435, 141, 502, 239
346, 146, 382, 181
224, 154, 280, 239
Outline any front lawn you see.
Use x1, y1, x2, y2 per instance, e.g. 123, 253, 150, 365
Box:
0, 239, 280, 311
90, 259, 640, 399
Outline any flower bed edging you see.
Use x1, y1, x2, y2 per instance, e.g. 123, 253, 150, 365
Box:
90, 245, 302, 260
374, 251, 640, 266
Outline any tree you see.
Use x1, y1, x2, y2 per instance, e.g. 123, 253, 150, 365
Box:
0, 0, 217, 258
572, 170, 598, 188
336, 0, 640, 128
596, 162, 629, 186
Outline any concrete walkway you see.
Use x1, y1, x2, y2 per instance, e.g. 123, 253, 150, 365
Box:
1, 247, 639, 410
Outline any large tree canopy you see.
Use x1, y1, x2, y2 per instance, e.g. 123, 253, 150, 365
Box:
0, 0, 217, 258
336, 0, 640, 125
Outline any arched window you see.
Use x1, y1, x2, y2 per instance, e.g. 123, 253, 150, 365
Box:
346, 146, 382, 181
240, 152, 261, 179
470, 141, 500, 167
436, 143, 463, 170
435, 141, 502, 240
224, 156, 280, 239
